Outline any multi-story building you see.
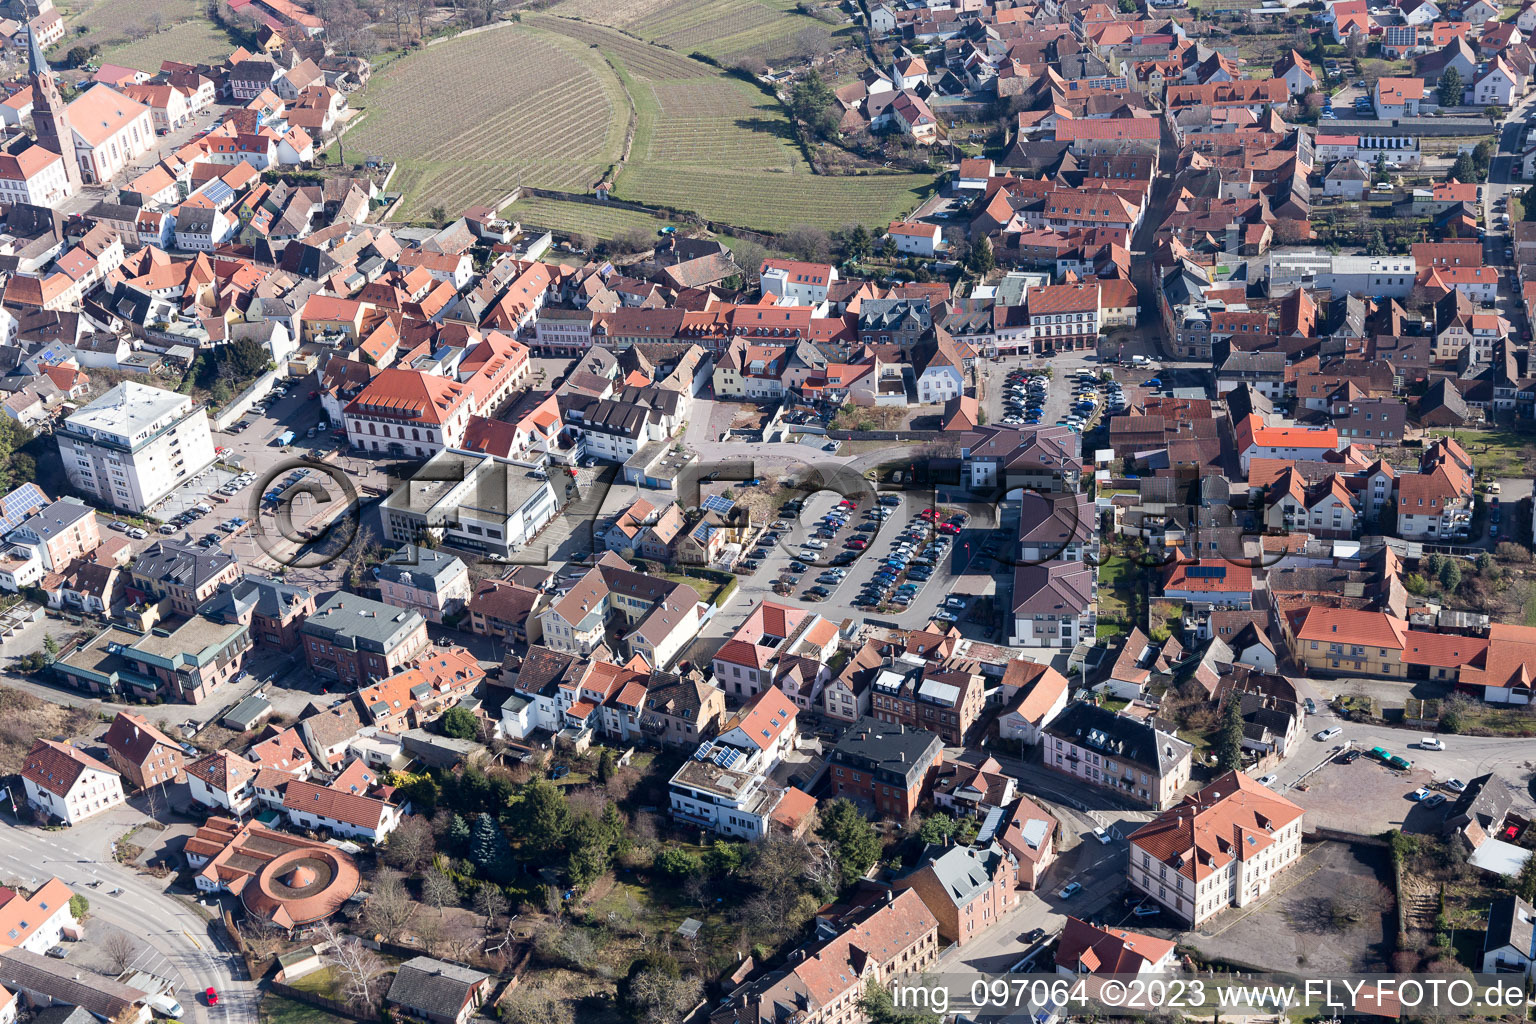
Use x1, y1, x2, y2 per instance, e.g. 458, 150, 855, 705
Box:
827, 717, 944, 820
758, 258, 836, 306
3, 498, 100, 578
19, 738, 124, 825
639, 675, 726, 747
539, 552, 704, 669
1010, 561, 1096, 647
896, 842, 1019, 946
373, 545, 471, 624
1017, 491, 1095, 563
356, 647, 483, 734
300, 593, 430, 686
344, 368, 475, 459
52, 617, 250, 704
1042, 702, 1193, 810
184, 749, 259, 815
205, 576, 315, 649
668, 687, 798, 839
711, 600, 839, 702
129, 540, 241, 617
867, 654, 987, 745
1127, 771, 1305, 927
56, 382, 216, 513
101, 711, 184, 790
381, 450, 560, 558
1026, 281, 1102, 352
710, 889, 939, 1024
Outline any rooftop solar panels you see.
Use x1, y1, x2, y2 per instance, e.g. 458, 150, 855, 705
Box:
0, 483, 49, 534
702, 493, 736, 516
1185, 565, 1227, 579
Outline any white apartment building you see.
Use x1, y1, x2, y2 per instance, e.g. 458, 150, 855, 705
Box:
758, 258, 837, 306
668, 687, 798, 840
20, 739, 125, 825
56, 381, 215, 513
381, 449, 559, 558
1127, 771, 1305, 926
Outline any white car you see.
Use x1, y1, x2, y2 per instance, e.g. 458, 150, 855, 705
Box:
803, 539, 827, 550
1314, 727, 1342, 741
1255, 774, 1279, 787
1092, 827, 1113, 844
1058, 882, 1081, 899
1420, 736, 1445, 751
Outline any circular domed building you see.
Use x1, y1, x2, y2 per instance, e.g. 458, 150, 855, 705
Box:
244, 846, 361, 929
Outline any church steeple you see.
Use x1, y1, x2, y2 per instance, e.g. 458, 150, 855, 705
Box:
25, 23, 47, 78
25, 22, 80, 195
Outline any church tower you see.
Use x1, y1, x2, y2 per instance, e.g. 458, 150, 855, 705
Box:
26, 25, 80, 194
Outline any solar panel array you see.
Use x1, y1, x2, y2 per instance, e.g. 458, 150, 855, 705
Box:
1185, 565, 1227, 579
702, 493, 736, 516
0, 483, 48, 534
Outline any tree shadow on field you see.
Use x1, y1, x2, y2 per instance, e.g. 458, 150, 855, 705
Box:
735, 116, 797, 141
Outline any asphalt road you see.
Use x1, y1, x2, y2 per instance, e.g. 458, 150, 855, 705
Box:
0, 816, 252, 1024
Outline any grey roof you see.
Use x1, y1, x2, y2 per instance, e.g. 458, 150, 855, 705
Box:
224, 693, 272, 730
299, 593, 425, 653
207, 576, 312, 623
1043, 702, 1192, 777
1445, 772, 1514, 833
907, 841, 1015, 909
29, 1008, 98, 1024
374, 545, 466, 594
858, 298, 933, 333
12, 498, 91, 542
830, 716, 944, 789
1485, 896, 1536, 960
134, 540, 237, 592
0, 949, 147, 1019
386, 956, 489, 1019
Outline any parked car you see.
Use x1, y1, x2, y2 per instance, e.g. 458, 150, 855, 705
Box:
1255, 774, 1279, 786
1423, 793, 1447, 808
1443, 778, 1467, 793
1058, 882, 1082, 899
1092, 827, 1113, 844
1420, 736, 1445, 751
1315, 727, 1342, 741
1409, 787, 1431, 802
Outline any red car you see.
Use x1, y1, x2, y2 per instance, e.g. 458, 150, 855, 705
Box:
917, 509, 937, 520
205, 988, 219, 1006
845, 538, 868, 549
938, 523, 961, 535
308, 390, 320, 399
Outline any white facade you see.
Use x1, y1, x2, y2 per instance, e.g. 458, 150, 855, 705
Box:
57, 382, 216, 513
0, 149, 71, 206
1128, 815, 1303, 927
22, 764, 124, 825
381, 449, 560, 558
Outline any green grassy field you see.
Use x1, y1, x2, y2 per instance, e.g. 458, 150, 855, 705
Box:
347, 13, 935, 234
552, 0, 844, 61
341, 23, 630, 222
97, 17, 233, 70
505, 195, 682, 239
57, 0, 230, 67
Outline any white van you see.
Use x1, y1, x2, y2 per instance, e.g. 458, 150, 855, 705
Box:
148, 993, 185, 1018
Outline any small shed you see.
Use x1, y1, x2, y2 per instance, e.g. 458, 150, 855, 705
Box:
223, 694, 272, 732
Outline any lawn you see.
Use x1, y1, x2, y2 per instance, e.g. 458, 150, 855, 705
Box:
505, 195, 682, 240
1422, 427, 1536, 478
260, 994, 352, 1024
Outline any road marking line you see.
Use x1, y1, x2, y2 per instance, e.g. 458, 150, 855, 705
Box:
183, 929, 202, 951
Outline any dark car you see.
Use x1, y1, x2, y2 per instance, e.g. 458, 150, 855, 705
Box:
1340, 749, 1362, 764
740, 559, 760, 572
788, 561, 809, 573
1021, 928, 1045, 944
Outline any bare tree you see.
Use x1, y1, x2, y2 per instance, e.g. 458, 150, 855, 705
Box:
794, 24, 832, 58
472, 882, 508, 928
102, 930, 138, 973
414, 912, 443, 955
383, 815, 435, 872
317, 921, 389, 1012
628, 966, 703, 1024
421, 867, 458, 918
147, 12, 164, 31
363, 870, 415, 941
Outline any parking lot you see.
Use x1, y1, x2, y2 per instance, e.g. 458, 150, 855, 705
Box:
1288, 747, 1459, 835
